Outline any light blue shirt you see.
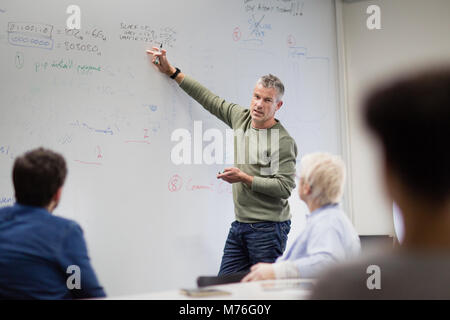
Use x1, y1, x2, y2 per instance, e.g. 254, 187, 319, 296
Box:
276, 204, 360, 278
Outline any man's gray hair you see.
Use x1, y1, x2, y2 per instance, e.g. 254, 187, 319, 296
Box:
256, 74, 285, 101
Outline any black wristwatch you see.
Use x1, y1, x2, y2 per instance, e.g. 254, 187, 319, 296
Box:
170, 67, 181, 79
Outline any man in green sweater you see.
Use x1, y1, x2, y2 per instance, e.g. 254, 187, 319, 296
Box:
147, 48, 298, 275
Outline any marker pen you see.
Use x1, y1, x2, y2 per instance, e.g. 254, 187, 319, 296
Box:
155, 43, 162, 65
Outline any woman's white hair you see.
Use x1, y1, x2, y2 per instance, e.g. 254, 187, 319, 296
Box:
300, 152, 346, 207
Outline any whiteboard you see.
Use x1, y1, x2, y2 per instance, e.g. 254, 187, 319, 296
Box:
0, 0, 341, 296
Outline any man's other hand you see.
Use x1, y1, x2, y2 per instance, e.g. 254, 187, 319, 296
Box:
217, 167, 253, 186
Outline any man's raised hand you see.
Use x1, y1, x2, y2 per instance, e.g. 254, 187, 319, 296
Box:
146, 47, 175, 75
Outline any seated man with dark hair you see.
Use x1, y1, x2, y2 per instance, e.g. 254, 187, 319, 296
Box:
310, 68, 450, 299
0, 147, 105, 299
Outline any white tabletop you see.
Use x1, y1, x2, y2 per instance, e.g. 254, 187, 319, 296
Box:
108, 279, 314, 300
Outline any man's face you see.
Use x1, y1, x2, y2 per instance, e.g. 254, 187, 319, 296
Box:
250, 84, 282, 128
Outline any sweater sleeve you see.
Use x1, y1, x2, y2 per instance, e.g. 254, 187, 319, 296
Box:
251, 136, 297, 199
179, 75, 246, 128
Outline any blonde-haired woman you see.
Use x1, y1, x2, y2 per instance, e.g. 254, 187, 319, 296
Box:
242, 152, 360, 281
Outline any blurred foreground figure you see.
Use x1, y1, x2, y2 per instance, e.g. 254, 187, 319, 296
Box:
310, 68, 450, 299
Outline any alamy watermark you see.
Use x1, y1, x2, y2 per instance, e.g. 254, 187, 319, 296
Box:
366, 264, 381, 290
66, 5, 81, 30
366, 5, 381, 30
170, 121, 280, 175
66, 265, 81, 290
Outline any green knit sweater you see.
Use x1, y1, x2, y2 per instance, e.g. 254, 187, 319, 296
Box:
179, 75, 298, 223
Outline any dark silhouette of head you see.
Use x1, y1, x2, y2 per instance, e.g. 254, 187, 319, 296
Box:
13, 148, 67, 207
364, 68, 450, 204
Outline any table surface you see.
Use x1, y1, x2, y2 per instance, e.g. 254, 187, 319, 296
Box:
108, 279, 315, 300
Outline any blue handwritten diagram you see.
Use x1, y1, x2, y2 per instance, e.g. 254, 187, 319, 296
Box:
8, 22, 54, 50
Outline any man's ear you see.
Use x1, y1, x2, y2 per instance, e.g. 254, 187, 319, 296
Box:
47, 187, 63, 212
276, 100, 283, 111
53, 187, 63, 203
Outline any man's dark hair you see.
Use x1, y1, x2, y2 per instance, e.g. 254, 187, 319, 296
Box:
364, 68, 450, 202
13, 147, 67, 207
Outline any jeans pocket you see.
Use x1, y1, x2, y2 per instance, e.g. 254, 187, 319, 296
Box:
249, 222, 276, 232
281, 220, 291, 234
279, 221, 291, 252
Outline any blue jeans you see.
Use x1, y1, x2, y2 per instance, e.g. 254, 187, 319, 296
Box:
218, 220, 291, 275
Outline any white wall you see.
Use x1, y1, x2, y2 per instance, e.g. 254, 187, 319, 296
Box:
337, 0, 450, 235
